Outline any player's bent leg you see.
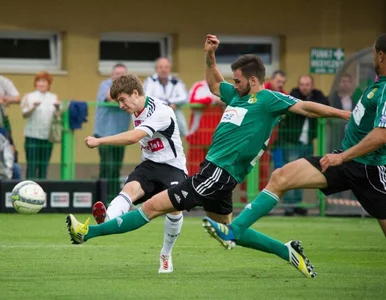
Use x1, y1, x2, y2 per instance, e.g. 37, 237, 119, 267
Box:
378, 219, 386, 237
202, 216, 317, 278
66, 190, 176, 244
231, 158, 328, 239
267, 158, 328, 198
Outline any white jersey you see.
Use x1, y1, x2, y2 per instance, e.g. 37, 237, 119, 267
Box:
133, 97, 187, 174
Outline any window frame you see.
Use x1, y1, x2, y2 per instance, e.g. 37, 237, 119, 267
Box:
216, 35, 280, 77
99, 33, 173, 76
0, 31, 62, 72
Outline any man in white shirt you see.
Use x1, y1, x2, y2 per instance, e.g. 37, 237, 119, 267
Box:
143, 57, 188, 135
0, 75, 20, 128
82, 74, 187, 274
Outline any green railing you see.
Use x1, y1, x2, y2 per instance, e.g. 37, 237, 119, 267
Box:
60, 101, 326, 213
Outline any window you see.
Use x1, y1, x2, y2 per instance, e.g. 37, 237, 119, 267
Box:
99, 33, 172, 75
216, 36, 280, 77
0, 32, 62, 72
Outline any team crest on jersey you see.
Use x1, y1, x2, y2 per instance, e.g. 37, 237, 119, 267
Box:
367, 88, 378, 99
134, 120, 142, 127
248, 95, 257, 104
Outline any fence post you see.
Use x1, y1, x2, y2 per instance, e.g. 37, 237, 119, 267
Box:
317, 118, 326, 216
246, 161, 259, 202
61, 101, 75, 180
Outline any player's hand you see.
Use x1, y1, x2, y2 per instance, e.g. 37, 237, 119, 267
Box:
205, 34, 220, 53
320, 153, 344, 172
342, 110, 351, 121
0, 96, 11, 105
33, 101, 41, 107
84, 136, 100, 148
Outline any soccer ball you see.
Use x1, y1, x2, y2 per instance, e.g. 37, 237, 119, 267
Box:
11, 181, 46, 214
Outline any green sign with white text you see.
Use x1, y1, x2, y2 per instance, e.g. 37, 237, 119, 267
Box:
310, 48, 345, 74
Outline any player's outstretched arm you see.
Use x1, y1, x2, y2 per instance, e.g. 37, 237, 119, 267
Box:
289, 101, 351, 120
320, 127, 386, 171
205, 34, 224, 97
85, 129, 148, 148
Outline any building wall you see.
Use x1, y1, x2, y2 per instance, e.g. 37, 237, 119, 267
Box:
1, 0, 384, 166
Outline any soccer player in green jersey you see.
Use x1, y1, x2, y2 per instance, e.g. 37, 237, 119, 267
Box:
66, 34, 350, 278
204, 33, 386, 261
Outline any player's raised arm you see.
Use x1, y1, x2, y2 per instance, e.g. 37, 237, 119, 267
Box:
205, 34, 224, 97
84, 129, 148, 148
289, 101, 351, 120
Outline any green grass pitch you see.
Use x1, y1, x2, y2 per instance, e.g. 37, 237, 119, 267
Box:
0, 214, 385, 299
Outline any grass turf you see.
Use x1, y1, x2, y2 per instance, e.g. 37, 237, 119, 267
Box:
0, 214, 385, 299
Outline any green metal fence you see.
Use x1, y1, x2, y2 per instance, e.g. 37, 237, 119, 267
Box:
59, 101, 326, 213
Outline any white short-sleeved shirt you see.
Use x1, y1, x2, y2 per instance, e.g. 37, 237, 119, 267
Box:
21, 90, 58, 140
133, 96, 187, 174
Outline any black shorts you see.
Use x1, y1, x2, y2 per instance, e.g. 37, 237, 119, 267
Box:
125, 160, 187, 204
305, 154, 386, 219
168, 160, 237, 215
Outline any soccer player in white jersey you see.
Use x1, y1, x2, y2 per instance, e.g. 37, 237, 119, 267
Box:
83, 74, 187, 273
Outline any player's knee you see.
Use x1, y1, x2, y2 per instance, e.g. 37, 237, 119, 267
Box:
122, 181, 144, 200
141, 199, 158, 220
269, 167, 290, 192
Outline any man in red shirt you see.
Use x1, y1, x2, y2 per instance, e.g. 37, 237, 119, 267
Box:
186, 80, 224, 175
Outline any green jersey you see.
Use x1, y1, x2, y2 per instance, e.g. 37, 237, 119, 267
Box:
342, 76, 386, 165
206, 81, 299, 182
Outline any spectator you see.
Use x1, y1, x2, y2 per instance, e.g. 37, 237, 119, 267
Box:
186, 80, 224, 175
278, 75, 329, 216
265, 70, 287, 92
21, 71, 61, 179
143, 57, 188, 136
330, 74, 356, 141
0, 75, 21, 133
330, 74, 355, 111
94, 63, 130, 198
262, 70, 287, 190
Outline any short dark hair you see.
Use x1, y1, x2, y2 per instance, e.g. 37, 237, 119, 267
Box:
113, 63, 127, 70
375, 34, 386, 53
110, 74, 144, 100
231, 54, 266, 84
271, 70, 286, 79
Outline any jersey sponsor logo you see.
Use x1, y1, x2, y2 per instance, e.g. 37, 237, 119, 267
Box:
367, 88, 378, 99
220, 106, 248, 126
141, 138, 164, 152
353, 100, 365, 126
134, 120, 142, 127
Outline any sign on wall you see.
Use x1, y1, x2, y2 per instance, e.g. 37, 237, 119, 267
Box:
310, 48, 345, 74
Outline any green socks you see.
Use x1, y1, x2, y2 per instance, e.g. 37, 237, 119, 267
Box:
231, 189, 279, 239
84, 208, 150, 241
236, 228, 289, 261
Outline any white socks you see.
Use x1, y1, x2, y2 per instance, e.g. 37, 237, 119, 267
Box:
105, 192, 132, 221
161, 212, 183, 257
